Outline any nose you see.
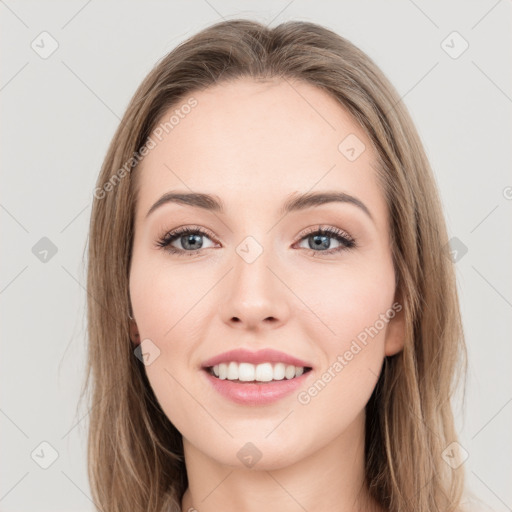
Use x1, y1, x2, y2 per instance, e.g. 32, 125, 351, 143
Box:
218, 238, 291, 331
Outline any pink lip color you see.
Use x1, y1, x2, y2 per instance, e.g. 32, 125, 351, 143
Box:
201, 348, 312, 369
202, 369, 312, 406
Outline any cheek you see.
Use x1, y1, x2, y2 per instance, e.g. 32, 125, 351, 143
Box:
293, 257, 396, 351
289, 256, 396, 414
287, 266, 396, 444
129, 255, 209, 438
129, 248, 214, 389
129, 248, 207, 340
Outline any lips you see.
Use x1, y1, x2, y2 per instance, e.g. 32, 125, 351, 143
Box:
201, 348, 313, 369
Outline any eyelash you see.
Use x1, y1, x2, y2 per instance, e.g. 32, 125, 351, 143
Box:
155, 224, 356, 257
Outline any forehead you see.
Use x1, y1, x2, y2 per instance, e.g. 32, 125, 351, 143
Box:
135, 78, 385, 222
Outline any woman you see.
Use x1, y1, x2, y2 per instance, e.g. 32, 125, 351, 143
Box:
84, 19, 471, 512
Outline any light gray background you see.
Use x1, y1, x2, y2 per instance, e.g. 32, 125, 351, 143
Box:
1, 1, 511, 511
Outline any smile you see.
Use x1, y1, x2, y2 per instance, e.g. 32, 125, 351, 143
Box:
206, 362, 312, 382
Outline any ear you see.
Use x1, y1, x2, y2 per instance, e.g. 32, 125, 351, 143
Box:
384, 293, 406, 357
129, 318, 141, 346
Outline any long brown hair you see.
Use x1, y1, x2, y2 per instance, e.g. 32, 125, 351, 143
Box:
83, 19, 468, 512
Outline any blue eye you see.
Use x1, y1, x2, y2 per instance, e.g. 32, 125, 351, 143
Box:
156, 226, 216, 256
156, 224, 356, 257
294, 225, 356, 255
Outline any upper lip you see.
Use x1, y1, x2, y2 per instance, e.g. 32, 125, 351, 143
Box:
201, 348, 313, 369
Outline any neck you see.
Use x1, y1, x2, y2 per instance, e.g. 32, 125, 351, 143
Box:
180, 411, 384, 512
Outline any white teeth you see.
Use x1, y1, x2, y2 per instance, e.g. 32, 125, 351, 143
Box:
218, 363, 227, 379
285, 364, 296, 379
239, 362, 255, 381
210, 362, 308, 382
273, 362, 285, 380
255, 362, 273, 382
227, 362, 238, 380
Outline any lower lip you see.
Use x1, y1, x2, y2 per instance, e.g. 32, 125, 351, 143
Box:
202, 369, 312, 405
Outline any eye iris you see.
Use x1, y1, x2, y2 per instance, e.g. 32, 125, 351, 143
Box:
182, 233, 203, 250
310, 234, 330, 250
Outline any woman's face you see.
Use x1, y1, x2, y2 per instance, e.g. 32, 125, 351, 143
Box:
129, 78, 404, 469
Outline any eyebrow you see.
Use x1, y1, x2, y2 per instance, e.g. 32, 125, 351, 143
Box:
145, 190, 373, 222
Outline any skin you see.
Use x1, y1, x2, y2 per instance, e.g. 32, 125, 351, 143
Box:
129, 78, 405, 512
